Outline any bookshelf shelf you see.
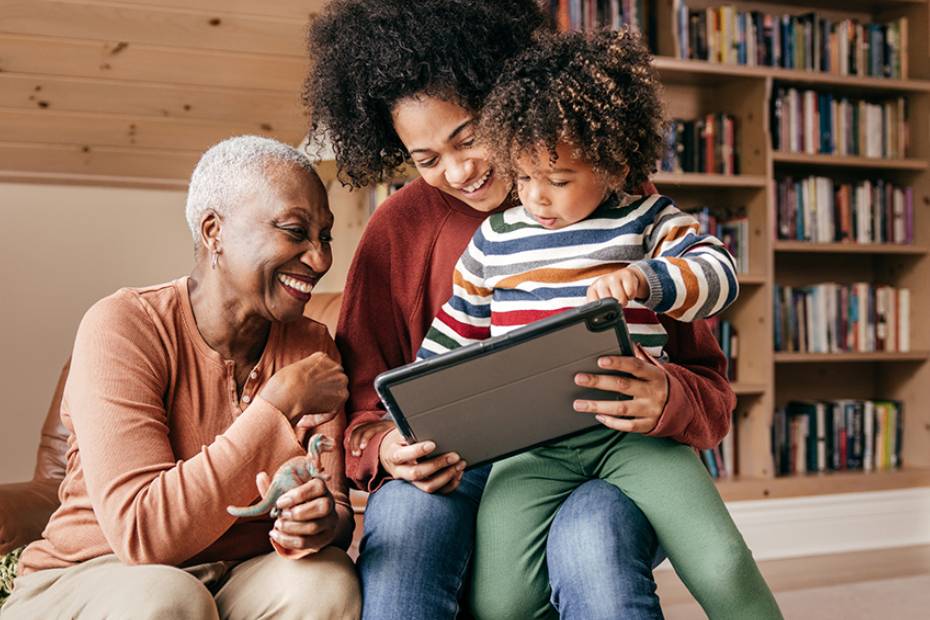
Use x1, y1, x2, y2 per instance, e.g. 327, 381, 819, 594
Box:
731, 382, 767, 395
772, 152, 929, 171
737, 273, 767, 285
716, 468, 930, 501
773, 351, 930, 363
651, 57, 930, 93
652, 172, 768, 188
773, 241, 929, 255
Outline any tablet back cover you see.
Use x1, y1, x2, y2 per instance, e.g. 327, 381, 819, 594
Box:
385, 316, 629, 467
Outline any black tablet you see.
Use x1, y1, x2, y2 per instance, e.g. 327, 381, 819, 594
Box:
374, 298, 635, 468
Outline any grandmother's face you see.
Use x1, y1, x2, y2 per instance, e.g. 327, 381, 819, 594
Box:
219, 164, 333, 323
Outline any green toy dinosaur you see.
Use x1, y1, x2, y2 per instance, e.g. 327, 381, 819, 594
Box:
227, 434, 334, 519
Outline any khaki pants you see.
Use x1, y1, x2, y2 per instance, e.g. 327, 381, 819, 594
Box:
1, 548, 360, 620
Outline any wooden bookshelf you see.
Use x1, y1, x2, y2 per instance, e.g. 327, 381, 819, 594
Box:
651, 172, 768, 187
717, 467, 930, 500
649, 0, 930, 498
773, 241, 930, 255
774, 351, 930, 363
652, 56, 930, 92
737, 273, 767, 285
732, 382, 768, 396
772, 152, 929, 171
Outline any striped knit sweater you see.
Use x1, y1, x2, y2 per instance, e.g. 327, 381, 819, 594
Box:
416, 193, 739, 361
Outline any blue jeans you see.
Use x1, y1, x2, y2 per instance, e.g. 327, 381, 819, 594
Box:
548, 479, 665, 619
358, 470, 663, 620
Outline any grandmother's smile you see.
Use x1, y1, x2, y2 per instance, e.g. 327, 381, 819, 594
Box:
277, 272, 315, 301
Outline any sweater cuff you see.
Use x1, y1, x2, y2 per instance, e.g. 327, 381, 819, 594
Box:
226, 397, 304, 499
646, 369, 692, 440
363, 429, 395, 493
628, 261, 664, 311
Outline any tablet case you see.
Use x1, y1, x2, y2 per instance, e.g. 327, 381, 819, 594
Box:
374, 299, 635, 468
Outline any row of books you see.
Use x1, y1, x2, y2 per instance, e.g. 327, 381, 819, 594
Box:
773, 400, 902, 476
775, 177, 914, 244
691, 207, 749, 273
658, 114, 739, 175
548, 0, 647, 35
706, 316, 738, 382
673, 2, 909, 79
773, 284, 911, 354
771, 89, 908, 159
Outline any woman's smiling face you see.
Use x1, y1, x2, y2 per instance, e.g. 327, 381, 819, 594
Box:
391, 95, 511, 212
214, 164, 334, 323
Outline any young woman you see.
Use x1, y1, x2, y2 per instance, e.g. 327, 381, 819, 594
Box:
305, 2, 737, 617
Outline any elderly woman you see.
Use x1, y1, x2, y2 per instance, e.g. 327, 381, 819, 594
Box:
1, 137, 360, 619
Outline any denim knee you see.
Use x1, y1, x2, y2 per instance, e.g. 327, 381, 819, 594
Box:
549, 479, 657, 561
361, 477, 481, 555
548, 480, 662, 620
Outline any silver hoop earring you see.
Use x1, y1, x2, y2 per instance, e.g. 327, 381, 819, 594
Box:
211, 250, 218, 270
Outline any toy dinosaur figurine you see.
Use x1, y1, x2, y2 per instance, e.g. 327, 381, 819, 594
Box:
227, 434, 335, 519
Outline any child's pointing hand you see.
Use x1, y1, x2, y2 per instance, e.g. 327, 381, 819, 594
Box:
586, 267, 649, 306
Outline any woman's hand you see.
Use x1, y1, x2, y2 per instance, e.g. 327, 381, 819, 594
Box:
586, 267, 648, 306
379, 428, 465, 494
572, 345, 669, 433
259, 352, 348, 425
257, 472, 340, 553
348, 420, 395, 457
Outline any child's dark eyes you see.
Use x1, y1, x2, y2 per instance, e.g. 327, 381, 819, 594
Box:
414, 157, 438, 168
550, 180, 569, 187
458, 137, 476, 149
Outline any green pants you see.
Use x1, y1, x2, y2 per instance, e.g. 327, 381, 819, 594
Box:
469, 428, 782, 619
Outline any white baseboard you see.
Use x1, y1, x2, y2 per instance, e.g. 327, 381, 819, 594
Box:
657, 487, 930, 569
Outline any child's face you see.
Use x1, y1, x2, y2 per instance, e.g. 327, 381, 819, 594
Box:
514, 143, 611, 230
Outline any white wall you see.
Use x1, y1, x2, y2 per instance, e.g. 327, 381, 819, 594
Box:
0, 183, 192, 483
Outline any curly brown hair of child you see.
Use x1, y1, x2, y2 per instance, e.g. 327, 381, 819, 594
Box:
477, 28, 667, 194
301, 0, 550, 188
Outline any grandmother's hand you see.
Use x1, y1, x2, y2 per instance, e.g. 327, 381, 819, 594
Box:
256, 471, 339, 553
380, 429, 465, 494
572, 344, 669, 434
260, 352, 348, 425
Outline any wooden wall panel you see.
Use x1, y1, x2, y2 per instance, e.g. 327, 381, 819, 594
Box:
0, 141, 198, 185
0, 0, 306, 56
0, 34, 306, 91
0, 74, 304, 128
0, 108, 304, 151
105, 0, 329, 21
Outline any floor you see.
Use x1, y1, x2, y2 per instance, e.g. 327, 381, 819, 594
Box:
656, 545, 930, 619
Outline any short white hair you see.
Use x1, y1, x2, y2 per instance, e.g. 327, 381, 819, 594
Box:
185, 135, 318, 250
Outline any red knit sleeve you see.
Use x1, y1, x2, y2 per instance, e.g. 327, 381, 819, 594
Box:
335, 211, 406, 493
647, 317, 735, 449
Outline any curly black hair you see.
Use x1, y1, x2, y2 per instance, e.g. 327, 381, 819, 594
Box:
302, 0, 549, 187
478, 28, 666, 192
